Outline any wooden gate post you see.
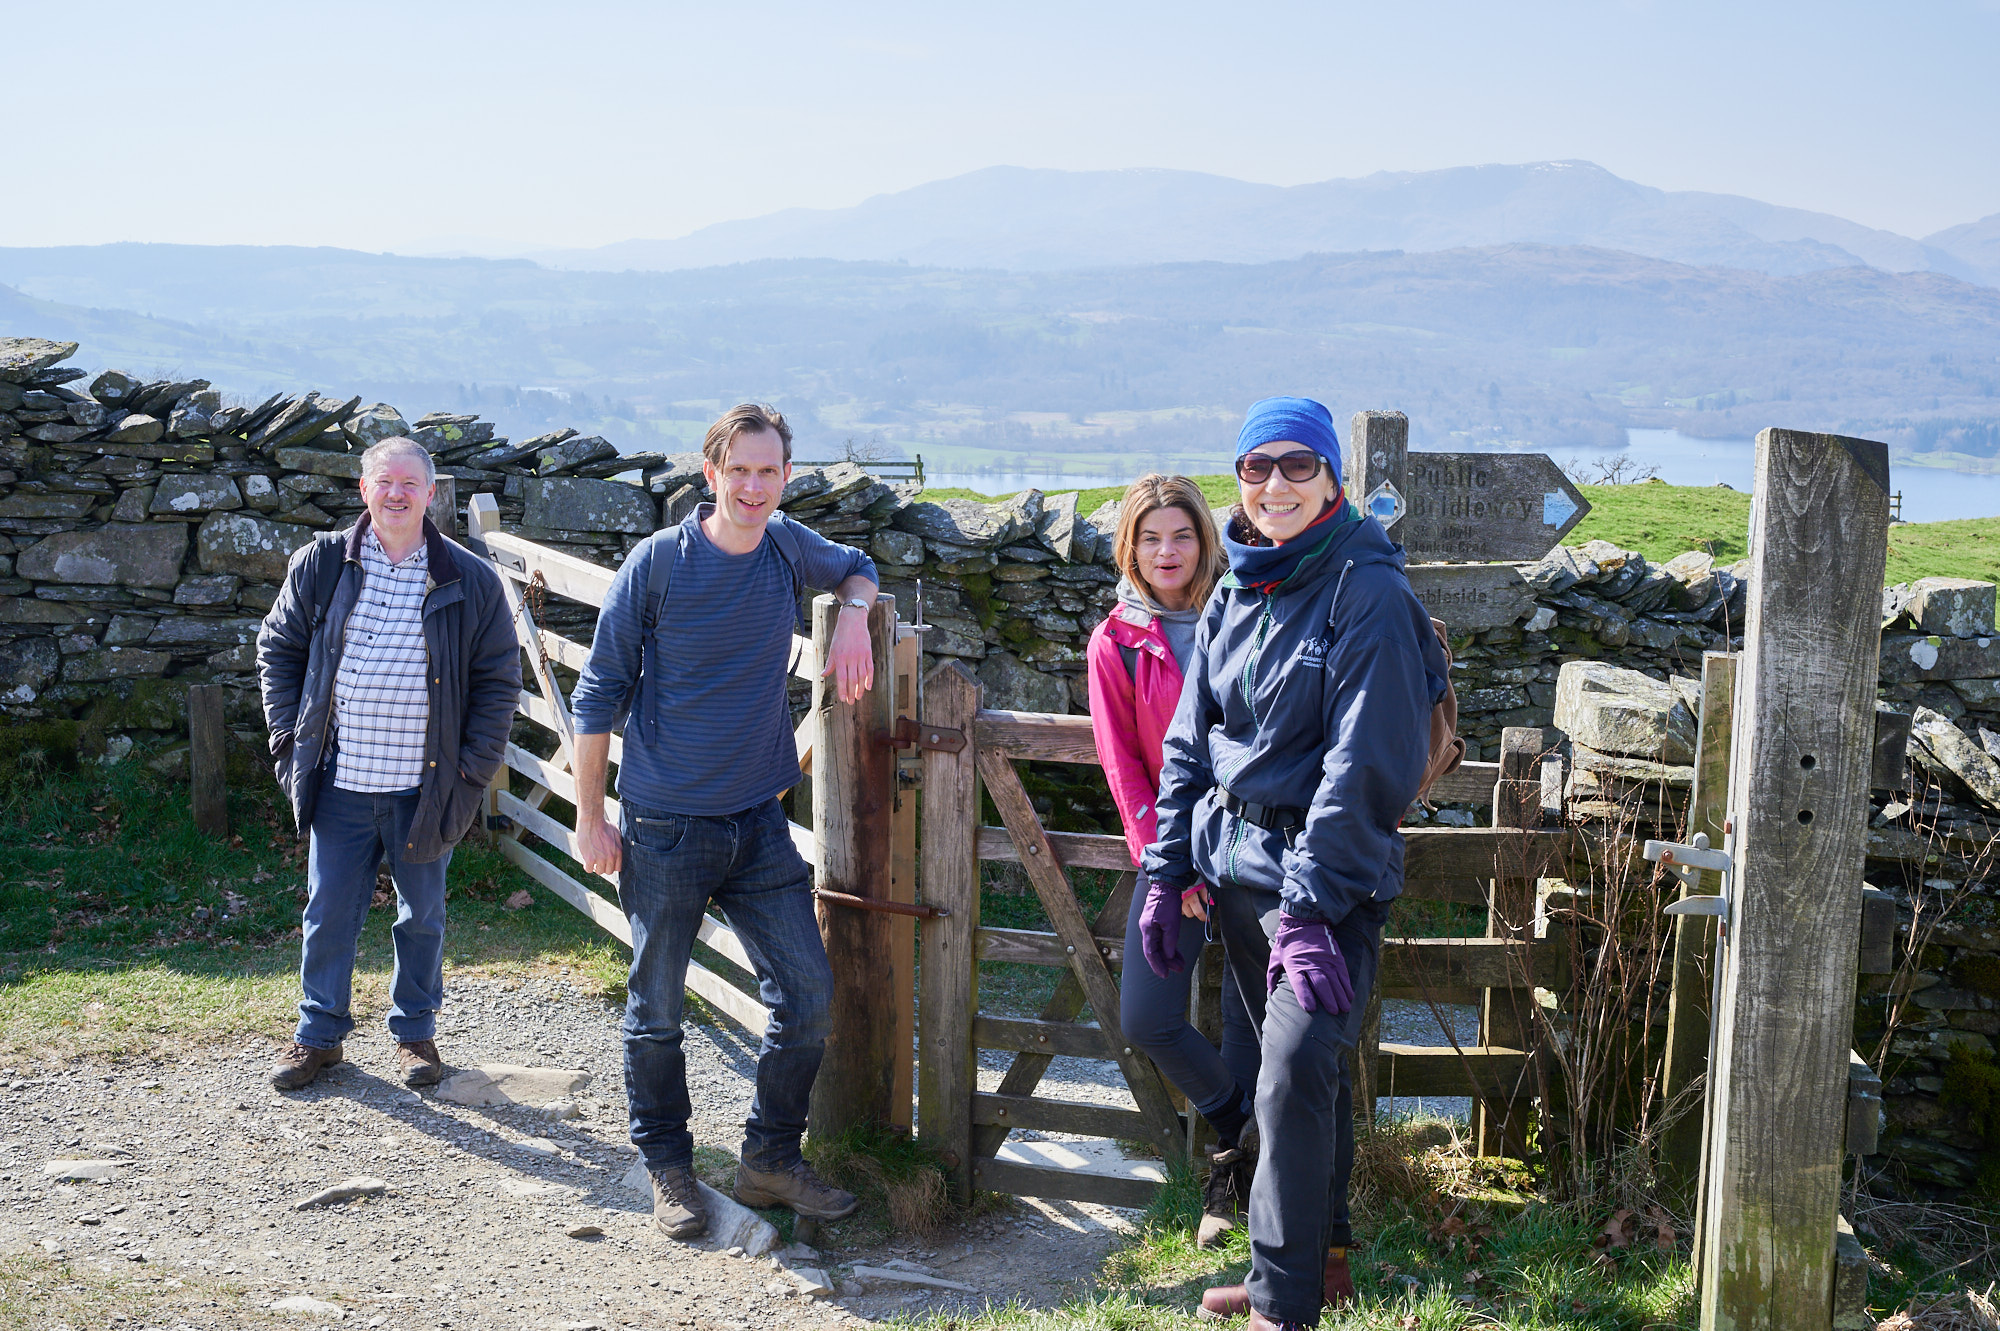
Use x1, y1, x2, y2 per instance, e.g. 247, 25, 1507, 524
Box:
808, 593, 900, 1139
1477, 726, 1543, 1157
188, 683, 228, 838
888, 625, 922, 1131
1700, 430, 1888, 1330
916, 662, 981, 1204
428, 475, 457, 538
1662, 650, 1738, 1201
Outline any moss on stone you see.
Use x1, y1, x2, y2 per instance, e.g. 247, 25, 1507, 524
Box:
1954, 954, 2000, 1000
0, 719, 82, 780
1940, 1044, 2000, 1196
959, 572, 998, 630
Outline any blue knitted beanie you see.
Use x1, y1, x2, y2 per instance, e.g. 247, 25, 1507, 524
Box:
1234, 397, 1342, 487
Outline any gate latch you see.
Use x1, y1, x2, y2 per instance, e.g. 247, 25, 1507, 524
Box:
1648, 828, 1734, 930
876, 717, 965, 754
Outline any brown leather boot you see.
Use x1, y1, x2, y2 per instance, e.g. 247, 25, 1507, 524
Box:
395, 1040, 445, 1088
1198, 1144, 1253, 1249
1197, 1248, 1354, 1321
1323, 1247, 1356, 1310
270, 1042, 342, 1092
1198, 1284, 1251, 1321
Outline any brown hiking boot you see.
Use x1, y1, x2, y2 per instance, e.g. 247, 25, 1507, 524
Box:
1198, 1144, 1253, 1249
733, 1159, 859, 1221
1197, 1248, 1354, 1321
270, 1042, 342, 1092
1322, 1247, 1356, 1310
649, 1164, 709, 1240
395, 1040, 445, 1088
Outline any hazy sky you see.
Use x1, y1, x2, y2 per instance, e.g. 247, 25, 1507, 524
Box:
8, 0, 1998, 254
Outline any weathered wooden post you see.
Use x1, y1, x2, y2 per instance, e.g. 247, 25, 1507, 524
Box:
916, 662, 980, 1204
808, 593, 900, 1139
1699, 430, 1888, 1330
428, 475, 457, 538
1345, 411, 1409, 538
888, 624, 922, 1130
1661, 650, 1737, 1199
1478, 726, 1544, 1157
188, 683, 228, 837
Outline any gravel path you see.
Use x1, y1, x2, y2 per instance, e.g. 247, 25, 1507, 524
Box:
1, 975, 1133, 1329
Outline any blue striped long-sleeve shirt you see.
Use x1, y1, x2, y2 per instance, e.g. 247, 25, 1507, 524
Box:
571, 507, 876, 816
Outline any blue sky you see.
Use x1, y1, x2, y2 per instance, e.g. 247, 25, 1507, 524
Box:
10, 0, 1999, 253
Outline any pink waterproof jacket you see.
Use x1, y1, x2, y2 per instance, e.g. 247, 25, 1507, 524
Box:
1086, 603, 1188, 867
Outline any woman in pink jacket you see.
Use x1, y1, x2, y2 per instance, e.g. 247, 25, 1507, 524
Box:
1088, 474, 1259, 1248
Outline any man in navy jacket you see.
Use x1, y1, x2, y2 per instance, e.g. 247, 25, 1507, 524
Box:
257, 437, 520, 1093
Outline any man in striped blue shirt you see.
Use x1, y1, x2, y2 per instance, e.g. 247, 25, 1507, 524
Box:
569, 404, 879, 1243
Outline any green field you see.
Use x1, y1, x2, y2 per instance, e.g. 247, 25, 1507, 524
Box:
924, 478, 2000, 586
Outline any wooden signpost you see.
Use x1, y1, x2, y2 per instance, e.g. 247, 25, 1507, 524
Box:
1399, 452, 1590, 562
1344, 411, 1593, 579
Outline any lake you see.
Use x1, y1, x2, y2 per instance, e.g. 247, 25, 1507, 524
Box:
923, 429, 2000, 524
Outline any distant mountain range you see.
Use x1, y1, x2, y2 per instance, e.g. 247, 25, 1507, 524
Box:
525, 161, 2000, 286
3, 239, 1996, 470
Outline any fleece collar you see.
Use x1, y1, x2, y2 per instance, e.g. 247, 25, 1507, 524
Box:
345, 512, 461, 586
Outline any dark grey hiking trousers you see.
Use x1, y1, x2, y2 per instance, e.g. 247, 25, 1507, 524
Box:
1213, 886, 1391, 1327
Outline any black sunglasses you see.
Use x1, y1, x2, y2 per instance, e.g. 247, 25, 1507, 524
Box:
1234, 450, 1325, 484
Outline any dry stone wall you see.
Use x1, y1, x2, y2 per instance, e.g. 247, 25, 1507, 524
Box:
4, 334, 1999, 1195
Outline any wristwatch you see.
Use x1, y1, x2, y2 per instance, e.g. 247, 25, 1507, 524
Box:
840, 597, 871, 612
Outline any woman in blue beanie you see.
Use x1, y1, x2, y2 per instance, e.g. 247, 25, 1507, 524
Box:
1142, 397, 1449, 1327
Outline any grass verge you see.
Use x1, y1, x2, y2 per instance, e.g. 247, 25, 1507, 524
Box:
0, 742, 627, 1061
911, 1115, 1693, 1331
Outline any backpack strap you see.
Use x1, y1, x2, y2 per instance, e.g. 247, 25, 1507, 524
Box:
643, 516, 808, 635
635, 516, 811, 743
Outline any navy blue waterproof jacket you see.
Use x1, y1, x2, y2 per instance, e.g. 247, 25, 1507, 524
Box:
256, 514, 521, 863
1141, 513, 1449, 926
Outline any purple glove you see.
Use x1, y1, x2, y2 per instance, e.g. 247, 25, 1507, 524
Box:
1267, 915, 1354, 1015
1138, 875, 1185, 979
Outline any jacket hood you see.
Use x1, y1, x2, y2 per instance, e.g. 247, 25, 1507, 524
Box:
1115, 576, 1205, 626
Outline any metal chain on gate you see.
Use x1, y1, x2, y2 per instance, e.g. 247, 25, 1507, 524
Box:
523, 569, 553, 677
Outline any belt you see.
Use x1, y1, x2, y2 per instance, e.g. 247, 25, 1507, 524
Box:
1219, 787, 1307, 831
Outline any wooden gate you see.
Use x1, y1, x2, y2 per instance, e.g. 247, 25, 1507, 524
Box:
913, 659, 1579, 1206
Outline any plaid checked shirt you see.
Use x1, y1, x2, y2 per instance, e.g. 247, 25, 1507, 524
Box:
331, 529, 431, 793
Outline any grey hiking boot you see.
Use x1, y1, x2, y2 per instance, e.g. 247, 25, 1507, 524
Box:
270, 1041, 342, 1092
1198, 1144, 1253, 1249
733, 1159, 859, 1221
649, 1164, 709, 1240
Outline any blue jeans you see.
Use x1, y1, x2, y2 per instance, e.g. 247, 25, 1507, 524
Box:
296, 784, 451, 1050
617, 796, 833, 1175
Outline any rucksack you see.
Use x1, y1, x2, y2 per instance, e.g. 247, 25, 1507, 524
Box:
1416, 616, 1466, 802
